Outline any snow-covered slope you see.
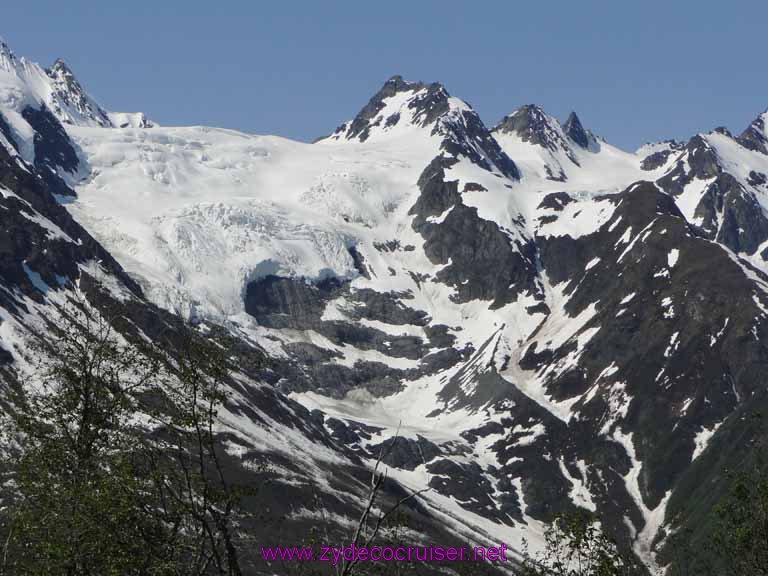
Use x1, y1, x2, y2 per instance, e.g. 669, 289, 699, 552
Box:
68, 123, 432, 317
0, 38, 106, 131
0, 36, 154, 148
66, 75, 530, 319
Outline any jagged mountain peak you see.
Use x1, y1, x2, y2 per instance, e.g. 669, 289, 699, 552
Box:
325, 74, 451, 143
0, 36, 28, 79
322, 75, 519, 179
737, 109, 768, 154
711, 125, 733, 138
48, 57, 72, 75
0, 36, 16, 69
0, 39, 156, 131
0, 37, 111, 129
492, 104, 583, 180
563, 111, 590, 148
380, 74, 441, 97
45, 57, 112, 127
493, 104, 555, 140
493, 105, 598, 153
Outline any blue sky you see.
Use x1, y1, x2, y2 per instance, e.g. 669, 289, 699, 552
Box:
3, 1, 767, 150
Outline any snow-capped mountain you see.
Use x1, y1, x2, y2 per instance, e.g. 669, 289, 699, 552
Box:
44, 58, 113, 127
2, 38, 768, 574
0, 37, 154, 143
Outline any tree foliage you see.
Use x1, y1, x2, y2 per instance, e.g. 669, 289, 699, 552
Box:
519, 511, 642, 576
0, 296, 250, 575
710, 459, 768, 575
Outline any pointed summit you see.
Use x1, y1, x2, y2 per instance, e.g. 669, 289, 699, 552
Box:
49, 57, 72, 75
322, 76, 518, 179
737, 111, 768, 154
563, 111, 589, 149
327, 75, 449, 142
492, 105, 588, 181
493, 104, 580, 162
493, 105, 556, 147
492, 104, 596, 158
0, 35, 18, 73
45, 58, 112, 127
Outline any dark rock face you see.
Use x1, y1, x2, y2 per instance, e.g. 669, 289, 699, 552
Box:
244, 275, 340, 327
243, 272, 468, 398
563, 111, 589, 149
409, 157, 538, 307
21, 104, 80, 176
494, 104, 579, 164
334, 75, 431, 142
737, 111, 768, 154
427, 458, 510, 519
345, 288, 429, 326
640, 141, 684, 171
437, 104, 521, 180
495, 105, 560, 150
0, 112, 19, 153
538, 191, 576, 212
19, 104, 81, 198
0, 135, 138, 312
656, 136, 718, 196
640, 150, 670, 171
656, 135, 768, 256
747, 170, 766, 187
369, 435, 442, 471
347, 245, 371, 279
703, 175, 768, 254
244, 275, 429, 337
536, 182, 768, 511
685, 136, 721, 178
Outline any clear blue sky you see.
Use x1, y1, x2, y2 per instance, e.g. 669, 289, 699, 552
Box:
3, 1, 767, 150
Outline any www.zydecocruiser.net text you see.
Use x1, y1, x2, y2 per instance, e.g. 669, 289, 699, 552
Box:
260, 544, 511, 565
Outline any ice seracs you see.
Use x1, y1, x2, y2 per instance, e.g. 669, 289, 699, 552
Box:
107, 111, 155, 128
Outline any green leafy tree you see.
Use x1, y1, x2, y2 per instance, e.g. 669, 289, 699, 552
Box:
146, 329, 253, 576
711, 460, 768, 575
0, 294, 253, 575
519, 512, 642, 576
0, 300, 178, 575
